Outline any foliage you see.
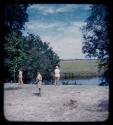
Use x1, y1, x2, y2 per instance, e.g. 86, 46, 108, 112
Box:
4, 32, 60, 82
23, 34, 60, 82
4, 4, 29, 82
4, 4, 29, 34
4, 32, 28, 81
81, 5, 109, 84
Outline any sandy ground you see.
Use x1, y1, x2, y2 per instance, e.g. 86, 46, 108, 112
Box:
4, 83, 109, 122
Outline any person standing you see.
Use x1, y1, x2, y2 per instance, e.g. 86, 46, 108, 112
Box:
18, 69, 24, 86
54, 66, 60, 85
35, 72, 42, 96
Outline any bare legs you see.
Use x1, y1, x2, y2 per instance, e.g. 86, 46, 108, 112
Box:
38, 81, 42, 96
39, 88, 41, 96
54, 77, 60, 85
18, 77, 24, 86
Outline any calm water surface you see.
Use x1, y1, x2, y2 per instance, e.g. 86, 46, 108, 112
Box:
43, 77, 104, 85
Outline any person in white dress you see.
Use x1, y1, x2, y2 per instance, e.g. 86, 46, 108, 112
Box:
54, 66, 60, 85
18, 69, 24, 86
35, 72, 42, 96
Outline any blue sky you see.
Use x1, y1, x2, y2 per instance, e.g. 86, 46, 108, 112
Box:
24, 4, 92, 59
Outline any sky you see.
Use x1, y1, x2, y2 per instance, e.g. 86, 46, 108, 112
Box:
23, 4, 92, 59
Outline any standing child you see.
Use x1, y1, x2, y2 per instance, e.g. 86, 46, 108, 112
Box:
35, 72, 42, 96
18, 69, 24, 86
54, 66, 60, 85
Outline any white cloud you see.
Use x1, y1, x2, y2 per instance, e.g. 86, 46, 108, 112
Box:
55, 4, 75, 13
24, 3, 91, 59
39, 23, 85, 59
24, 20, 86, 59
83, 4, 92, 10
26, 20, 65, 30
70, 21, 86, 28
28, 4, 91, 15
25, 20, 85, 33
41, 34, 85, 59
23, 4, 92, 59
28, 4, 56, 15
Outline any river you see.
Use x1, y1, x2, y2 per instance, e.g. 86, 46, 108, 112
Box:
43, 77, 106, 85
60, 77, 102, 85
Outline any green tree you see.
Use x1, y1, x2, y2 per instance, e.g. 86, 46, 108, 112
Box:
24, 34, 60, 83
82, 5, 109, 85
4, 4, 29, 82
4, 4, 29, 34
4, 32, 28, 82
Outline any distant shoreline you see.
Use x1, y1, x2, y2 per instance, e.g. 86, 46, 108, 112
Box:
60, 59, 101, 79
60, 73, 101, 79
60, 59, 99, 61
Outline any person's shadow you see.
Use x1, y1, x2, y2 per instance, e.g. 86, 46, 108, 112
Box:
33, 93, 41, 96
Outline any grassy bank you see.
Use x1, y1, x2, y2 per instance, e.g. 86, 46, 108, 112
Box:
60, 59, 101, 79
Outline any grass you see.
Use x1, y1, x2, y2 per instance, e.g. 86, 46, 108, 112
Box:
60, 59, 101, 78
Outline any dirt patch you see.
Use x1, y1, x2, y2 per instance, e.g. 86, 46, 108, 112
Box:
63, 99, 78, 110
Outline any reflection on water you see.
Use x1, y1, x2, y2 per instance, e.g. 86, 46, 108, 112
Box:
61, 77, 101, 85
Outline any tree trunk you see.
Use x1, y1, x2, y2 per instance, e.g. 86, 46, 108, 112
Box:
13, 67, 16, 83
13, 64, 17, 83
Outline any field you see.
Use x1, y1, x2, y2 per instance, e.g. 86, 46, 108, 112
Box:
60, 59, 101, 78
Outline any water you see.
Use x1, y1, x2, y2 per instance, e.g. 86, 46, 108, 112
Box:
60, 77, 102, 85
21, 77, 105, 85
43, 77, 103, 85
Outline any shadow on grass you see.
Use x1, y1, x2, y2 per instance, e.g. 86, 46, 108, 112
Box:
63, 99, 78, 110
4, 87, 22, 91
85, 100, 108, 112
